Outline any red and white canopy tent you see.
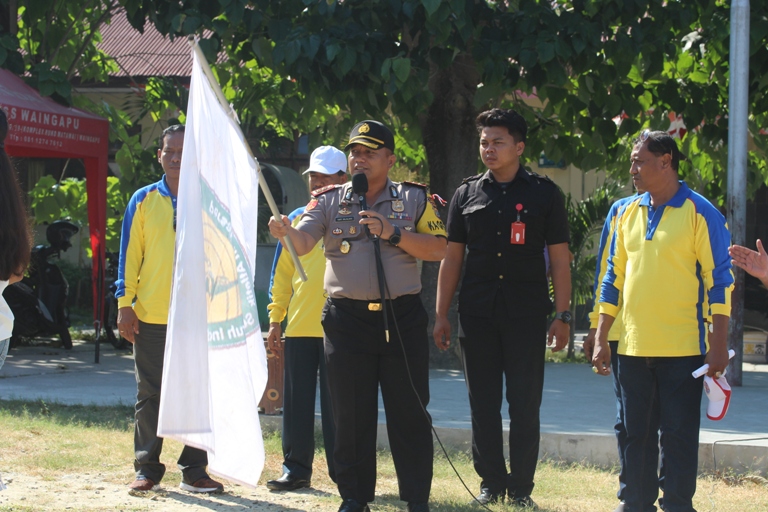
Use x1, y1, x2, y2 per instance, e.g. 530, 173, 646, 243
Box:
0, 67, 109, 328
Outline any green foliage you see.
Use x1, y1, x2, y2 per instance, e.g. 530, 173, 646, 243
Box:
121, 0, 768, 209
0, 31, 24, 73
567, 182, 625, 308
137, 76, 189, 123
564, 182, 624, 358
28, 176, 88, 225
13, 0, 121, 104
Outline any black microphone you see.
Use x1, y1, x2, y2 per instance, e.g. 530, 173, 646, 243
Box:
352, 172, 368, 210
352, 173, 373, 238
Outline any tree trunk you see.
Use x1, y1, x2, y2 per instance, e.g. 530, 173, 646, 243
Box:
419, 52, 480, 368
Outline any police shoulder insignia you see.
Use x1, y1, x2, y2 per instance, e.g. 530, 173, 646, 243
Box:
461, 174, 482, 184
306, 198, 318, 211
402, 180, 428, 189
311, 184, 340, 197
429, 193, 447, 207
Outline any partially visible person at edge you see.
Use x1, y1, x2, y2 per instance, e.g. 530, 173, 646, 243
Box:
268, 120, 447, 512
729, 239, 768, 288
264, 146, 347, 492
582, 186, 645, 512
433, 108, 572, 510
593, 130, 733, 512
0, 108, 32, 370
115, 125, 224, 495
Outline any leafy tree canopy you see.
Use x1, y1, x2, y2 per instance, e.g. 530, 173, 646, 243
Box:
122, 0, 767, 206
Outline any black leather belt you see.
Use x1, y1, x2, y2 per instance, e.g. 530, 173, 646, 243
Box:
329, 294, 419, 312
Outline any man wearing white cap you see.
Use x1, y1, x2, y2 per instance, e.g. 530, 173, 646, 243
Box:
265, 146, 347, 491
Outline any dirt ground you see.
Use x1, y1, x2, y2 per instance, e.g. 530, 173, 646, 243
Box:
0, 471, 341, 511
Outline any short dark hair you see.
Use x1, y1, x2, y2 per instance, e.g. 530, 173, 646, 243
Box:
476, 108, 528, 143
159, 124, 185, 148
633, 130, 683, 171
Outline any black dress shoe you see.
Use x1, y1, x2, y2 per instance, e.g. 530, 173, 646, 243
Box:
407, 503, 430, 512
472, 489, 505, 505
510, 495, 538, 509
265, 472, 310, 491
338, 498, 370, 512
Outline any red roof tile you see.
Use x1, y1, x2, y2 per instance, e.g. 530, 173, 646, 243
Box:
98, 9, 210, 78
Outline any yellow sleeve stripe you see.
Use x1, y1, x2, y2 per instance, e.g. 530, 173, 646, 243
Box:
416, 198, 447, 236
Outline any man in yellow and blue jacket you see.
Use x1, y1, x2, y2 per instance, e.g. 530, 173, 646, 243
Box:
116, 125, 223, 495
584, 192, 639, 511
593, 130, 733, 512
265, 146, 347, 492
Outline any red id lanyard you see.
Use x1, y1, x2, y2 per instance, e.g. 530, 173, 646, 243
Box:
511, 203, 525, 244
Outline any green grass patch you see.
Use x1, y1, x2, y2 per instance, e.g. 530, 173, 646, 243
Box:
2, 399, 767, 511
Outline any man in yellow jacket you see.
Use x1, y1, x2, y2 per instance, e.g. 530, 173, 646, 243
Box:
265, 146, 347, 491
116, 125, 223, 494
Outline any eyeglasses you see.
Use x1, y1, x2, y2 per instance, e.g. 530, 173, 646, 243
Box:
640, 129, 651, 141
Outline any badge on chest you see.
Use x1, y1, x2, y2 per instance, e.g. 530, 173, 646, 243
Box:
511, 203, 525, 245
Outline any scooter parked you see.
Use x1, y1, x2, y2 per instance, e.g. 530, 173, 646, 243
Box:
2, 220, 79, 350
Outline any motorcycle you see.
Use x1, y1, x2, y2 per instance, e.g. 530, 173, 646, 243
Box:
2, 220, 79, 350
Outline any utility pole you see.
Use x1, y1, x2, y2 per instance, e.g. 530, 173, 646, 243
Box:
726, 0, 750, 387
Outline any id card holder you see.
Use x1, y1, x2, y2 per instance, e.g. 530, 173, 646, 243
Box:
510, 203, 525, 244
511, 221, 526, 244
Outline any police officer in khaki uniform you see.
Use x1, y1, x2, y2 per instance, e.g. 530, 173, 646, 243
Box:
268, 120, 447, 512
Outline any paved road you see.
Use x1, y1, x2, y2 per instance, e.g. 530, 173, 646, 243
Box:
2, 341, 767, 474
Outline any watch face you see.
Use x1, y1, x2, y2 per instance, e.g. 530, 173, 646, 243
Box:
389, 225, 401, 245
562, 311, 572, 323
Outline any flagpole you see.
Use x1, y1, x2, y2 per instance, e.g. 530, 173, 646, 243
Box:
188, 36, 308, 282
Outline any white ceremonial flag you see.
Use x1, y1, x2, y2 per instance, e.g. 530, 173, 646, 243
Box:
158, 48, 268, 487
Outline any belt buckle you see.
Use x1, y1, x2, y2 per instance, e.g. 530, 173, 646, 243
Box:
368, 302, 382, 311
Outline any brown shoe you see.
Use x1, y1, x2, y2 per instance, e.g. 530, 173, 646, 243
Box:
180, 477, 224, 494
128, 476, 158, 492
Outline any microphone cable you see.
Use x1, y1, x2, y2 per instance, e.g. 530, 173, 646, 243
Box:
352, 173, 391, 341
380, 274, 495, 512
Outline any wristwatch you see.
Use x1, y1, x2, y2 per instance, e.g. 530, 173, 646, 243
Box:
555, 310, 572, 323
388, 224, 401, 247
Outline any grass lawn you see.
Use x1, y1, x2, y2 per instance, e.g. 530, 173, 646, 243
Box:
1, 399, 767, 511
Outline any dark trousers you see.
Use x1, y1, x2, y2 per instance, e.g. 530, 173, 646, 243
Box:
609, 340, 627, 502
618, 355, 704, 512
133, 320, 208, 484
322, 294, 433, 504
459, 303, 547, 499
281, 336, 336, 481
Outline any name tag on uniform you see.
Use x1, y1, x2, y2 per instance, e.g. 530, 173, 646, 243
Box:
511, 221, 525, 244
511, 203, 525, 244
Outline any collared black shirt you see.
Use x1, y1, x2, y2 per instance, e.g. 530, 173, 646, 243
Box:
446, 168, 570, 318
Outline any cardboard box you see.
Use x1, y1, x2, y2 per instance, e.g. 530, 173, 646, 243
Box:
743, 331, 768, 364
